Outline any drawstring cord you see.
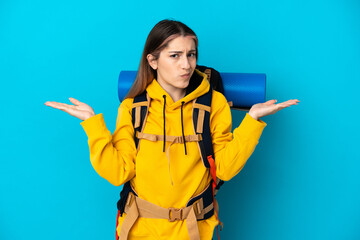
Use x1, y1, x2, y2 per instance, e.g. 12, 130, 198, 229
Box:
181, 101, 187, 155
162, 96, 188, 185
163, 95, 166, 152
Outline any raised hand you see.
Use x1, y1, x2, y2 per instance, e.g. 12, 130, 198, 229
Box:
248, 99, 300, 121
44, 97, 95, 121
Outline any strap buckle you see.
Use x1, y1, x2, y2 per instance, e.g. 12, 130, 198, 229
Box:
126, 192, 135, 208
168, 208, 183, 222
193, 199, 204, 216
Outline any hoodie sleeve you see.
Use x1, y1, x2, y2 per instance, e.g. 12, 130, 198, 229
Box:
210, 91, 267, 181
80, 98, 137, 186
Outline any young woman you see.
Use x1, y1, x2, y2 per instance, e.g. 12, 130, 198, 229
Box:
45, 20, 299, 240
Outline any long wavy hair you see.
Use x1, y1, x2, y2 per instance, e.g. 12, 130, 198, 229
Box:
125, 19, 198, 99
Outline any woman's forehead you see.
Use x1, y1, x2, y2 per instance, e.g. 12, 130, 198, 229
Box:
165, 36, 196, 51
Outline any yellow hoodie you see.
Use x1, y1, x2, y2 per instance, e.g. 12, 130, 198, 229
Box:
80, 70, 267, 239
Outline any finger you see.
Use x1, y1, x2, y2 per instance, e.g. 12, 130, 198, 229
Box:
44, 101, 63, 108
285, 99, 300, 103
277, 99, 299, 106
52, 104, 82, 117
287, 99, 300, 105
277, 101, 294, 107
264, 99, 277, 105
69, 97, 82, 106
276, 101, 298, 109
44, 101, 75, 111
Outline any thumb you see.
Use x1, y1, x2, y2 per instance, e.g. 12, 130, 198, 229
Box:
264, 99, 277, 105
69, 97, 81, 105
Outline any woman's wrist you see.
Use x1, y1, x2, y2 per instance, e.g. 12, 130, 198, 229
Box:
248, 111, 259, 121
82, 112, 96, 121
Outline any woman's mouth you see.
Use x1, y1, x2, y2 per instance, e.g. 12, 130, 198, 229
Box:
180, 73, 190, 78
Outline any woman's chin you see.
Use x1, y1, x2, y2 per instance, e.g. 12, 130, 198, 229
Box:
178, 80, 190, 89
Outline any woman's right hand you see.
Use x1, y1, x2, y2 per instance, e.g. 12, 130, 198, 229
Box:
44, 97, 95, 121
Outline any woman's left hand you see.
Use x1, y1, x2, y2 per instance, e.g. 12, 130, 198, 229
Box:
248, 99, 300, 121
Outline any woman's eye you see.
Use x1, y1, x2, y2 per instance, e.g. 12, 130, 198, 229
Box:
188, 53, 196, 57
170, 54, 179, 58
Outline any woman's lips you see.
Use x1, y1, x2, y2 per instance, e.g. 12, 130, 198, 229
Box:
181, 73, 190, 78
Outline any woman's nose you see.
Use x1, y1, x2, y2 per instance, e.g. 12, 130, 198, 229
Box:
180, 56, 190, 69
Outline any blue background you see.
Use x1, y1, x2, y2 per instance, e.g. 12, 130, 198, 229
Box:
1, 0, 359, 239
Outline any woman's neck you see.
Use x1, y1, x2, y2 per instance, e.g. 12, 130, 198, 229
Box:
156, 80, 186, 102
164, 87, 186, 102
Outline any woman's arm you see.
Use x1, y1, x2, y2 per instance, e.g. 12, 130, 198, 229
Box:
80, 98, 137, 186
210, 91, 299, 181
45, 97, 136, 186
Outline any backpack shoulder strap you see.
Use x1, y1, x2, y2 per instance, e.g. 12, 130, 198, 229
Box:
131, 91, 150, 150
192, 87, 213, 168
193, 86, 225, 196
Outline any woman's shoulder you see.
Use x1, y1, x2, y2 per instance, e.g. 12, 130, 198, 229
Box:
211, 89, 229, 109
115, 98, 135, 128
116, 98, 135, 121
209, 89, 232, 122
212, 89, 227, 101
119, 97, 135, 109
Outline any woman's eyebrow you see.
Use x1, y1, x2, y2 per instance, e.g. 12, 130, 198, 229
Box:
168, 49, 196, 53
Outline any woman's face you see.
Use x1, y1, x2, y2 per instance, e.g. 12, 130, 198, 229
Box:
148, 36, 197, 95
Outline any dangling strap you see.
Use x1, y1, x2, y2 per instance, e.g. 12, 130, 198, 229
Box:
207, 155, 223, 238
115, 210, 120, 240
118, 193, 140, 240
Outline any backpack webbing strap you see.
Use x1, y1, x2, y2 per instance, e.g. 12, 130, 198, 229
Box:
133, 102, 146, 129
192, 88, 213, 168
193, 103, 211, 134
131, 91, 150, 150
119, 193, 202, 240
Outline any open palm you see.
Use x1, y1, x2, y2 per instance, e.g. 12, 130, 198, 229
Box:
249, 99, 300, 120
44, 97, 95, 121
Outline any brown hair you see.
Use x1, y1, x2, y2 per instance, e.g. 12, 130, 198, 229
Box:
125, 19, 198, 99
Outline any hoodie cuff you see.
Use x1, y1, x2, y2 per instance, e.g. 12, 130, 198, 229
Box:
233, 113, 267, 140
80, 113, 111, 139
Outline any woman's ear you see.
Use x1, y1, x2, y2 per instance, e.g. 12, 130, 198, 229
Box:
147, 54, 158, 70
